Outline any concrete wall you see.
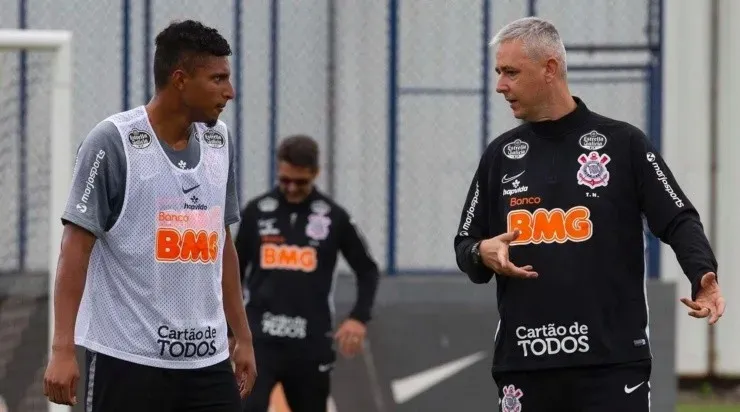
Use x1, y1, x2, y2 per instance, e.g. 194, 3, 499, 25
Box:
661, 0, 713, 378
0, 274, 677, 412
714, 0, 740, 378
662, 0, 740, 378
331, 276, 677, 412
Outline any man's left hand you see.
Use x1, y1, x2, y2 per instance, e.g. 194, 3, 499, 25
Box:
334, 318, 367, 358
680, 272, 726, 325
230, 338, 258, 399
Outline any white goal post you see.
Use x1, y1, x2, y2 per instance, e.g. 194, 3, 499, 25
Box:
0, 29, 73, 412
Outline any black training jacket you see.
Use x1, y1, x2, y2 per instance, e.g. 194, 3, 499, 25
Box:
235, 187, 380, 347
454, 97, 717, 374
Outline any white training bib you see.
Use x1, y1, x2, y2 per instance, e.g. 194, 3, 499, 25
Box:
74, 106, 231, 369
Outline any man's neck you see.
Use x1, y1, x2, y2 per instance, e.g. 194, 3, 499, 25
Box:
145, 94, 192, 150
529, 85, 577, 122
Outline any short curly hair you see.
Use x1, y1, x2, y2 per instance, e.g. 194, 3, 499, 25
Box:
277, 135, 319, 170
153, 20, 232, 90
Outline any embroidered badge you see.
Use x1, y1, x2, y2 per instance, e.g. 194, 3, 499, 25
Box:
577, 151, 611, 189
501, 384, 523, 412
305, 214, 331, 241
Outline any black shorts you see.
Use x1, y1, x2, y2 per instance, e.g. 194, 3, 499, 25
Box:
493, 360, 652, 412
84, 349, 241, 412
242, 339, 334, 412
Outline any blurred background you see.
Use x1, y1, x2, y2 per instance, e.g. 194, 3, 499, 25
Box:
0, 0, 738, 411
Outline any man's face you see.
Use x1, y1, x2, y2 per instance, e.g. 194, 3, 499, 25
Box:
494, 39, 549, 121
277, 161, 317, 204
179, 55, 234, 127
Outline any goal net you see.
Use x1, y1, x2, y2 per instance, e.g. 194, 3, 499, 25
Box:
0, 29, 72, 412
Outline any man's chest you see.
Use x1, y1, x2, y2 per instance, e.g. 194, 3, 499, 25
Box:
495, 133, 637, 245
253, 207, 336, 273
256, 211, 335, 245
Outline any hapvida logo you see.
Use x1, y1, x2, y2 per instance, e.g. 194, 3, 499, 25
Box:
184, 195, 207, 210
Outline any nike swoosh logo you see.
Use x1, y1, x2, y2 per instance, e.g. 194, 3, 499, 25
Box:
318, 363, 334, 372
390, 351, 487, 404
501, 171, 525, 184
182, 184, 200, 194
624, 382, 644, 394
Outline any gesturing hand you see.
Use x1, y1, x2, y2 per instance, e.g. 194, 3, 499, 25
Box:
479, 230, 538, 278
680, 272, 726, 325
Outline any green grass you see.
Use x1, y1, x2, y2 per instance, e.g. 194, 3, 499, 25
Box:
678, 404, 740, 412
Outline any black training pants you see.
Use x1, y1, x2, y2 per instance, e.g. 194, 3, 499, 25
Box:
83, 350, 242, 412
493, 359, 652, 412
242, 339, 334, 412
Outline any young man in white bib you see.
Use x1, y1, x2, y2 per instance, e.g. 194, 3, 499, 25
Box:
42, 19, 257, 411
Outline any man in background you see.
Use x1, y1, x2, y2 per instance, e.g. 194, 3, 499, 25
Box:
234, 135, 380, 412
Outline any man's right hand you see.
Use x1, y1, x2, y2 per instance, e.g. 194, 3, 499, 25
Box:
479, 230, 538, 278
43, 347, 80, 406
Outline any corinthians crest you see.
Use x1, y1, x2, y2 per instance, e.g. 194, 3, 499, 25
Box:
306, 214, 331, 241
577, 151, 611, 189
501, 384, 523, 412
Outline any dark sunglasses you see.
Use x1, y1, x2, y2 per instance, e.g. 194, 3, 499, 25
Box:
278, 176, 311, 186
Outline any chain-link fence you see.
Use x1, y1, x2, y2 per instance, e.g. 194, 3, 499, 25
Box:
0, 0, 662, 409
538, 0, 664, 279
389, 0, 663, 274
0, 0, 664, 275
0, 44, 57, 410
0, 3, 124, 406
391, 0, 493, 274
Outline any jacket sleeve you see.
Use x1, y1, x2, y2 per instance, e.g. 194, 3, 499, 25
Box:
338, 211, 380, 324
234, 202, 258, 285
454, 153, 496, 284
631, 129, 718, 299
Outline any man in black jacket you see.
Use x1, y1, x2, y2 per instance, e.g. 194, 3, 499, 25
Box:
234, 135, 380, 412
454, 17, 725, 412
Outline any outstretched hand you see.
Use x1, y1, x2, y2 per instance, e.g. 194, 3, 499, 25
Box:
680, 272, 725, 325
479, 230, 538, 279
